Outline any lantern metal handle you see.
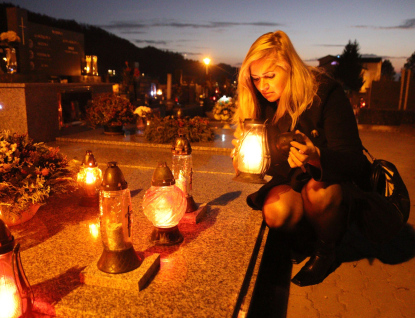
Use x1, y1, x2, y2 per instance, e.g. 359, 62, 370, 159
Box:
12, 243, 34, 314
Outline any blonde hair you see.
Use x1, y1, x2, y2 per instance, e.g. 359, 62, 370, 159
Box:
235, 30, 319, 130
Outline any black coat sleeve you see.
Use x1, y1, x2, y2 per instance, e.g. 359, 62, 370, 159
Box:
307, 80, 370, 185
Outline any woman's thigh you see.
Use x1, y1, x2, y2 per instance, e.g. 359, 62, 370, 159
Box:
301, 179, 343, 217
262, 184, 304, 229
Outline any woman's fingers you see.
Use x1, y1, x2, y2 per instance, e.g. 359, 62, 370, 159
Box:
288, 151, 307, 172
290, 130, 320, 164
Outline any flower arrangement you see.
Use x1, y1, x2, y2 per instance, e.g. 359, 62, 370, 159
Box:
134, 106, 152, 118
0, 130, 78, 217
212, 95, 236, 121
85, 93, 136, 128
144, 116, 215, 144
0, 31, 21, 45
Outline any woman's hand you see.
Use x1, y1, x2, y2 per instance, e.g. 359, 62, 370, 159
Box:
288, 130, 321, 171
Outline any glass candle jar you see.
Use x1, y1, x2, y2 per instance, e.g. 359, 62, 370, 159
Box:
172, 134, 197, 212
143, 162, 186, 245
234, 119, 270, 184
0, 220, 32, 318
97, 162, 141, 274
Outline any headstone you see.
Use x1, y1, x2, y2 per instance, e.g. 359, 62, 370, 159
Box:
5, 7, 84, 77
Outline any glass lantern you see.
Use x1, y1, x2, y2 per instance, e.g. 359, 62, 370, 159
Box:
143, 162, 186, 245
77, 150, 103, 207
234, 119, 271, 184
172, 134, 197, 213
97, 162, 141, 274
0, 219, 33, 318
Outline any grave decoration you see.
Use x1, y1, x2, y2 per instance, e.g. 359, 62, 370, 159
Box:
144, 116, 214, 144
0, 131, 78, 226
85, 93, 136, 134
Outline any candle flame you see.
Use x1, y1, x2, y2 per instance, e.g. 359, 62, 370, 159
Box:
85, 170, 96, 184
238, 134, 263, 173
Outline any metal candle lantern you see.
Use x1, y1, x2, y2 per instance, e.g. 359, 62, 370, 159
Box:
0, 219, 33, 318
172, 134, 197, 213
97, 162, 141, 274
234, 119, 271, 184
77, 150, 103, 207
143, 162, 186, 245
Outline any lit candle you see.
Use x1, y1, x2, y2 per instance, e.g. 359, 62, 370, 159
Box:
0, 275, 22, 318
171, 134, 197, 213
77, 150, 102, 207
0, 220, 32, 318
175, 170, 188, 195
234, 119, 270, 184
97, 162, 141, 273
238, 134, 264, 174
143, 162, 186, 245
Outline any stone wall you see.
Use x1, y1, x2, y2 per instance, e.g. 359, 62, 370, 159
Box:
0, 82, 113, 142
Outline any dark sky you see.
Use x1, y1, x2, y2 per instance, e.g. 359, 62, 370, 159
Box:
7, 0, 415, 71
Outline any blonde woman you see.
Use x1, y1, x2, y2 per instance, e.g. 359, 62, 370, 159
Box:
233, 31, 371, 286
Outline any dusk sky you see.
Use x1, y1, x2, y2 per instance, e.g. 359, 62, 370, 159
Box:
7, 0, 415, 72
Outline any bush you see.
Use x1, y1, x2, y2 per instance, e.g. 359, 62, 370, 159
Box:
144, 116, 215, 144
85, 93, 136, 128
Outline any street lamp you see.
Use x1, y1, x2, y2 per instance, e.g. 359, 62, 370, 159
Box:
203, 57, 211, 75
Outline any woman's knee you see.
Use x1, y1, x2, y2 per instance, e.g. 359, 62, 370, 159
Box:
301, 179, 342, 216
262, 185, 303, 230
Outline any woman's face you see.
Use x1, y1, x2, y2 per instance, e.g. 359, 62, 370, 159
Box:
250, 58, 289, 103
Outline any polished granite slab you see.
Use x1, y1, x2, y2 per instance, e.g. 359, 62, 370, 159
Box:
9, 140, 268, 317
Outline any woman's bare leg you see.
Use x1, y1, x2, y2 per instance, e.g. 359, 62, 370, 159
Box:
292, 179, 345, 286
262, 184, 304, 230
301, 179, 345, 242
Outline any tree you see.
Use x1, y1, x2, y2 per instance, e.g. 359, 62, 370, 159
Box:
381, 59, 396, 81
334, 40, 364, 93
404, 51, 415, 76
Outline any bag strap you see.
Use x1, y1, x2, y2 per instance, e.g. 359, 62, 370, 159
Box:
362, 146, 376, 162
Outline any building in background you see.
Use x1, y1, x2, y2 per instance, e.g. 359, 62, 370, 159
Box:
318, 55, 382, 93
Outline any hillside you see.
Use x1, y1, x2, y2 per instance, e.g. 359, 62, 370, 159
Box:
0, 2, 238, 84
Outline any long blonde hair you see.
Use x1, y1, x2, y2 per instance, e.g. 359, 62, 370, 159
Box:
235, 30, 319, 130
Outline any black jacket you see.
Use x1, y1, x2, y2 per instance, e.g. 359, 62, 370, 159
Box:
248, 74, 371, 209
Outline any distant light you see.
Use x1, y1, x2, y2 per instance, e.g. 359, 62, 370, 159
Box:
203, 57, 211, 66
0, 104, 3, 110
331, 61, 338, 66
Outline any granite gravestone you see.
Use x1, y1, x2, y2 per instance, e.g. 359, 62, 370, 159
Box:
5, 7, 84, 78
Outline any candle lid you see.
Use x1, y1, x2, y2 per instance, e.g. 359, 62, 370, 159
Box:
101, 162, 128, 191
0, 219, 14, 254
151, 162, 175, 186
172, 133, 192, 155
82, 150, 98, 168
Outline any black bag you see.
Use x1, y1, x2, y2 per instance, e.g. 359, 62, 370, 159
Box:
349, 148, 410, 244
